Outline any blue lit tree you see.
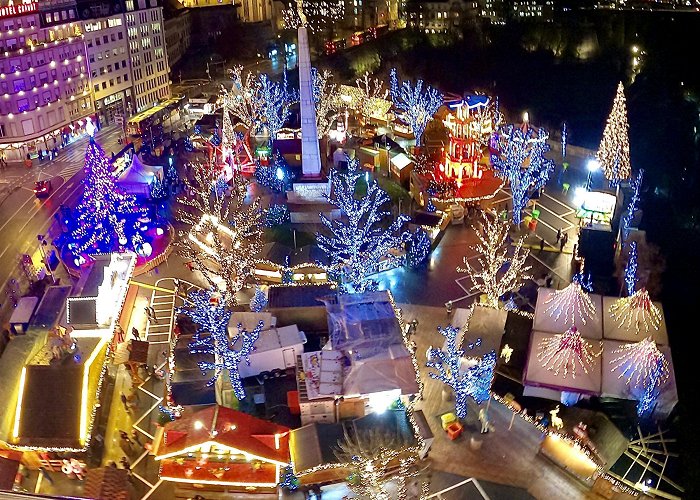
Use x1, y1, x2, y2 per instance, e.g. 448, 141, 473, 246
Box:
561, 121, 568, 158
254, 152, 288, 192
263, 204, 290, 227
67, 141, 146, 259
259, 73, 297, 146
317, 158, 410, 292
389, 68, 443, 146
249, 285, 268, 312
622, 169, 643, 240
624, 241, 638, 296
279, 465, 300, 491
407, 229, 431, 268
426, 325, 497, 418
572, 271, 594, 292
491, 124, 555, 225
149, 176, 167, 201
178, 288, 263, 400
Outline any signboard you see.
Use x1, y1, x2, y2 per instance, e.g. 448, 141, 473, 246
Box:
0, 0, 38, 19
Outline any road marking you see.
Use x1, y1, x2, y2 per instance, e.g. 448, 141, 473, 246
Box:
543, 191, 575, 211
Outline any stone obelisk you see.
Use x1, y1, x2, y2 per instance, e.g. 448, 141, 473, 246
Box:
296, 1, 322, 177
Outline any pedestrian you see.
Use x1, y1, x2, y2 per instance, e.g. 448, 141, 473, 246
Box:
479, 408, 490, 434
0, 150, 7, 169
39, 467, 54, 486
445, 301, 453, 315
556, 228, 562, 243
545, 275, 553, 288
119, 456, 131, 470
119, 430, 133, 444
131, 327, 140, 340
539, 238, 545, 252
560, 237, 566, 253
120, 393, 130, 412
131, 429, 143, 447
563, 232, 569, 246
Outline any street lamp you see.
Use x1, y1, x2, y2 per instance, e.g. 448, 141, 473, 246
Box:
586, 158, 600, 190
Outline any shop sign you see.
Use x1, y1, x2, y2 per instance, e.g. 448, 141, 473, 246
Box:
103, 91, 124, 107
0, 0, 38, 19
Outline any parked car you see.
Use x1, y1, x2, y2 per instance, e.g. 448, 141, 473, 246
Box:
33, 180, 52, 198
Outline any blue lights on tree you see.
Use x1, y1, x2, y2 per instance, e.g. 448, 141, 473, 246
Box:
254, 152, 288, 192
426, 325, 497, 418
67, 141, 146, 258
637, 356, 664, 418
624, 241, 638, 296
389, 68, 443, 146
561, 121, 568, 158
279, 465, 300, 491
491, 124, 555, 226
259, 73, 297, 146
177, 288, 263, 400
622, 169, 644, 240
249, 285, 268, 312
149, 176, 167, 201
263, 204, 290, 227
407, 229, 431, 268
317, 157, 410, 293
572, 271, 594, 292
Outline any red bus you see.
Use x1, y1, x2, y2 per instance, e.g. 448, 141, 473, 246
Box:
325, 38, 346, 55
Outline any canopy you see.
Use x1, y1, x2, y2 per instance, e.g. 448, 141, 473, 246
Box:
533, 287, 604, 340
116, 154, 163, 195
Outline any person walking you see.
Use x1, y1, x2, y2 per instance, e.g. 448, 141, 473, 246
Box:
539, 238, 545, 252
120, 393, 130, 412
545, 275, 553, 288
131, 429, 143, 447
119, 456, 131, 470
119, 430, 133, 445
131, 327, 140, 340
0, 150, 7, 170
563, 232, 569, 247
556, 228, 562, 243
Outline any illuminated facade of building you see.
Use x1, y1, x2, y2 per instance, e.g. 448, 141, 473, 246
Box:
0, 0, 94, 160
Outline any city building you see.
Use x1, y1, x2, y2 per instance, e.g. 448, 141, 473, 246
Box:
0, 0, 94, 160
406, 0, 478, 33
78, 0, 133, 125
511, 0, 553, 21
238, 0, 274, 23
124, 0, 170, 112
163, 2, 191, 71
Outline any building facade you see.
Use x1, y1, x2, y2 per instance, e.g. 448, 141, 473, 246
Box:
406, 0, 477, 33
78, 0, 133, 125
163, 7, 190, 70
125, 0, 170, 112
0, 0, 94, 160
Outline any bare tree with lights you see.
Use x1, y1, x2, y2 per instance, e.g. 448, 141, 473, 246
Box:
259, 73, 297, 145
176, 162, 262, 307
356, 71, 389, 127
389, 68, 443, 146
312, 67, 339, 138
458, 211, 532, 308
223, 66, 265, 135
596, 82, 631, 186
334, 429, 427, 500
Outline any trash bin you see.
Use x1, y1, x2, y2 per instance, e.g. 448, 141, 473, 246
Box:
532, 208, 540, 219
523, 215, 532, 227
529, 219, 538, 231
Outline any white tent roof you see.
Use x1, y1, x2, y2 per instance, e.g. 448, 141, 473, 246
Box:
524, 330, 602, 396
117, 154, 163, 185
602, 296, 669, 345
533, 287, 604, 339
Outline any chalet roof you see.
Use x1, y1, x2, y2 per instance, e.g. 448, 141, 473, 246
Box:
158, 405, 290, 465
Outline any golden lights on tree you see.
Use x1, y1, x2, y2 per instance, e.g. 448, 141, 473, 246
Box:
596, 82, 631, 185
458, 211, 532, 308
176, 162, 262, 307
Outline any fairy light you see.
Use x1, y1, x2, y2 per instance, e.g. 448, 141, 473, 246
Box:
543, 282, 596, 326
537, 326, 599, 379
608, 288, 662, 334
610, 337, 669, 388
596, 82, 631, 186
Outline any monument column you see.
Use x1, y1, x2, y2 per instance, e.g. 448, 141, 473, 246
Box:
297, 25, 322, 177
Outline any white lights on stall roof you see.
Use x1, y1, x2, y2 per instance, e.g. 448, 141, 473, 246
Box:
610, 336, 669, 388
537, 326, 600, 379
608, 288, 662, 334
543, 281, 596, 326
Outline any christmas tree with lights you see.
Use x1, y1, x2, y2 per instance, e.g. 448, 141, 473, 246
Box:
596, 82, 631, 186
68, 141, 144, 258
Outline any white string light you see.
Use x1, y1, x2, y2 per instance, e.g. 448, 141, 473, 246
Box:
537, 326, 599, 379
543, 282, 596, 326
608, 288, 662, 334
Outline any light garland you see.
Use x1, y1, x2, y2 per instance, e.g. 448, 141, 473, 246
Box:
258, 72, 297, 146
561, 121, 567, 158
282, 0, 344, 32
537, 326, 599, 379
543, 282, 596, 326
458, 211, 532, 308
311, 67, 339, 139
622, 169, 643, 240
491, 123, 555, 225
596, 82, 631, 186
389, 68, 443, 146
609, 337, 669, 389
608, 288, 662, 334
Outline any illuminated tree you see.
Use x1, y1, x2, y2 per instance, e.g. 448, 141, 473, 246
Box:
426, 325, 497, 418
176, 162, 263, 307
312, 67, 339, 138
491, 124, 555, 225
178, 289, 263, 400
259, 73, 297, 145
249, 285, 268, 312
223, 66, 264, 134
356, 71, 389, 126
68, 141, 146, 258
334, 429, 426, 500
458, 211, 532, 308
596, 82, 631, 186
282, 0, 344, 32
407, 229, 431, 268
317, 158, 410, 292
622, 169, 643, 240
624, 241, 639, 296
389, 68, 443, 146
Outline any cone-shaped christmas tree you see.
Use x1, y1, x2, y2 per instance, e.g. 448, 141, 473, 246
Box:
68, 141, 145, 256
596, 82, 631, 185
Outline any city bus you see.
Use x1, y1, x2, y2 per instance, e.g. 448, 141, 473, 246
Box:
125, 97, 183, 146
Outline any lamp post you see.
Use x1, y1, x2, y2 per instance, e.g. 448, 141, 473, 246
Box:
586, 158, 600, 191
